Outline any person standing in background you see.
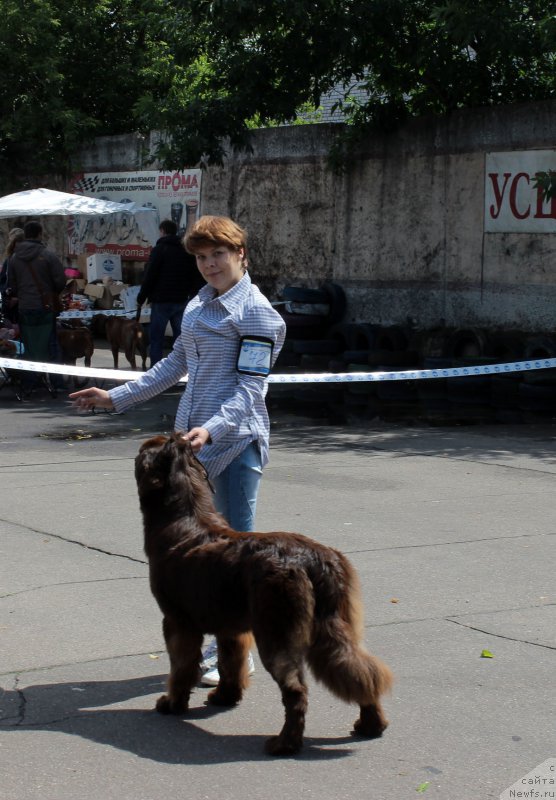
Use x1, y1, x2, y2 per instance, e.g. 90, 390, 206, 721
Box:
135, 219, 204, 366
7, 220, 66, 392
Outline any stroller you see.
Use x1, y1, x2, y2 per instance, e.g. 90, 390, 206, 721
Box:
0, 311, 24, 399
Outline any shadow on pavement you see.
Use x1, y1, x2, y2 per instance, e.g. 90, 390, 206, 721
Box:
269, 417, 556, 463
1, 674, 355, 763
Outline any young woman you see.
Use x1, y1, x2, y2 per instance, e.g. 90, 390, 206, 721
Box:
70, 215, 286, 684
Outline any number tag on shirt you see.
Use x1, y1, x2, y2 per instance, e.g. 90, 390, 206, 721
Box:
237, 336, 274, 377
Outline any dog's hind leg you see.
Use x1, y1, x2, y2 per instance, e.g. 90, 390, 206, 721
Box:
249, 571, 313, 755
206, 632, 253, 707
307, 562, 392, 739
156, 616, 203, 715
307, 616, 392, 739
110, 343, 119, 370
125, 342, 137, 370
257, 643, 308, 756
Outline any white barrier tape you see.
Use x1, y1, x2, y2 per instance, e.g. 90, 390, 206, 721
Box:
58, 309, 150, 320
0, 358, 179, 384
270, 358, 556, 383
2, 357, 556, 384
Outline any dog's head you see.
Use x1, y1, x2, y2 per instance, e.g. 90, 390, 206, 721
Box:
135, 433, 212, 512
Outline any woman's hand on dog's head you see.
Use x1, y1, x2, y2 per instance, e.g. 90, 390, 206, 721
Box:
69, 387, 114, 412
182, 427, 211, 453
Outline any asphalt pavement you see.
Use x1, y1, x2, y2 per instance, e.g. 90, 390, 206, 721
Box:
0, 351, 554, 800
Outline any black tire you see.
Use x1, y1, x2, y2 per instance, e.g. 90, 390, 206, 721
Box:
417, 380, 448, 402
375, 379, 418, 402
418, 329, 450, 359
487, 333, 525, 362
343, 349, 371, 363
446, 328, 489, 359
299, 353, 336, 371
421, 398, 451, 422
491, 375, 521, 409
327, 322, 360, 350
344, 363, 377, 396
281, 285, 329, 304
367, 349, 419, 367
328, 358, 349, 373
422, 357, 454, 369
350, 323, 380, 350
523, 335, 556, 360
321, 282, 347, 324
279, 311, 327, 340
448, 388, 492, 405
447, 374, 491, 399
274, 350, 302, 368
292, 339, 342, 355
522, 368, 556, 386
449, 403, 496, 423
518, 382, 556, 411
293, 385, 343, 402
374, 325, 409, 352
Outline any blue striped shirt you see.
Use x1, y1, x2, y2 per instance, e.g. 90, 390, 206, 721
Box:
109, 272, 286, 478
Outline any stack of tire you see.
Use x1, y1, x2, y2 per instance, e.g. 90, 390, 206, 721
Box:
324, 323, 419, 422
268, 282, 346, 418
416, 328, 497, 424
417, 328, 556, 424
270, 299, 556, 424
515, 335, 556, 423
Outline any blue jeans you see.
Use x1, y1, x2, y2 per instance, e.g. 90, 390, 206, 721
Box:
149, 302, 186, 366
212, 442, 263, 532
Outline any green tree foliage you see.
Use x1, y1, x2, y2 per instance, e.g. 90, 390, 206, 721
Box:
0, 0, 158, 187
140, 0, 556, 167
1, 1, 555, 182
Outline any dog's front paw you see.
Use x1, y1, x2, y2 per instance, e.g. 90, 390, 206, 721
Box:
155, 694, 187, 715
207, 686, 241, 707
264, 735, 302, 757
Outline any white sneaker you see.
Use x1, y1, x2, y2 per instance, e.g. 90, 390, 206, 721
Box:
200, 639, 218, 673
201, 651, 255, 687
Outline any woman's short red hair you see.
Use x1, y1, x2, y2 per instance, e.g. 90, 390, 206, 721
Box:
184, 215, 247, 256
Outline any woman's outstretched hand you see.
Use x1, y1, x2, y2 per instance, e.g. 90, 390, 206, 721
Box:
69, 387, 114, 412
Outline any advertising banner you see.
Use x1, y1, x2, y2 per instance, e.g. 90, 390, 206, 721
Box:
68, 170, 201, 260
485, 151, 556, 233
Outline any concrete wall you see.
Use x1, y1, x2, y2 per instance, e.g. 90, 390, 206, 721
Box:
203, 101, 556, 333
5, 101, 556, 333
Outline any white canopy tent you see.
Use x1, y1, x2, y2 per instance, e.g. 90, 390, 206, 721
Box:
0, 188, 159, 245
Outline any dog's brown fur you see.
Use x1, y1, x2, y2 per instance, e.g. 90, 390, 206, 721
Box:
90, 313, 108, 339
135, 433, 393, 756
56, 326, 94, 389
105, 316, 147, 370
57, 327, 94, 368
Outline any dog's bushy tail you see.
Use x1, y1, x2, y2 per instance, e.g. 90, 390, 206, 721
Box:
306, 557, 393, 703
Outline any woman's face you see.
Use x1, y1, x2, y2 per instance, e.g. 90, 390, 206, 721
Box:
194, 244, 245, 296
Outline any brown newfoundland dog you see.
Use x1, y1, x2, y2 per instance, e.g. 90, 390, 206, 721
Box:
135, 433, 393, 756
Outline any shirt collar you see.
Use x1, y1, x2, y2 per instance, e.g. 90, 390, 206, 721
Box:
198, 271, 251, 312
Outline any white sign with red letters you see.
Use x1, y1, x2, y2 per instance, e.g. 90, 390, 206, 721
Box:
485, 150, 556, 233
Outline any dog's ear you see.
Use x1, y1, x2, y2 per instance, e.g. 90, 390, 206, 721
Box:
135, 436, 173, 493
138, 435, 169, 454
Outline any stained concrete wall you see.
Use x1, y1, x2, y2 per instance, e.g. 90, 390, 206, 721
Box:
201, 101, 556, 333
5, 101, 556, 333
